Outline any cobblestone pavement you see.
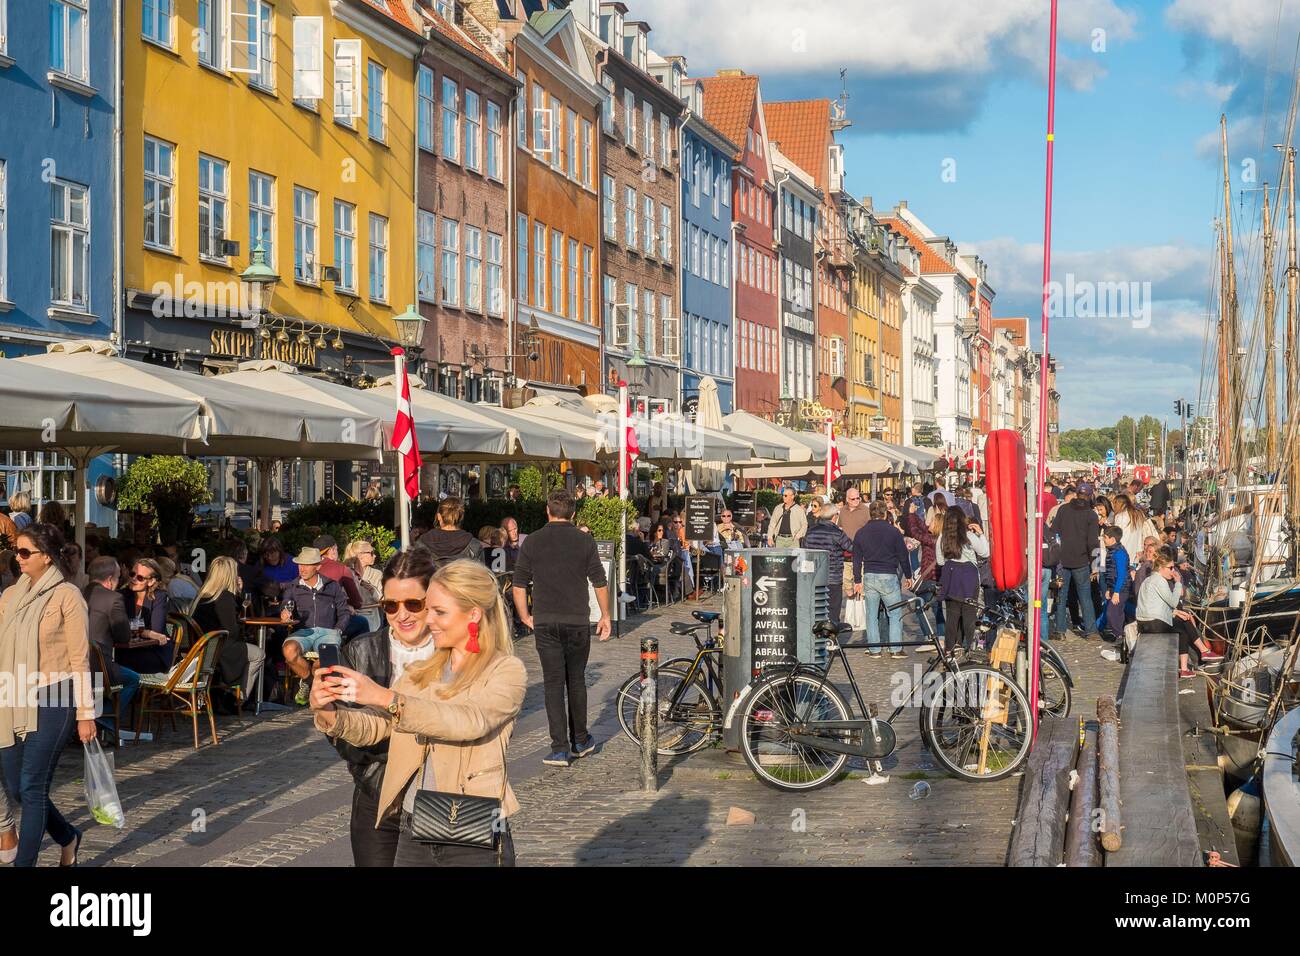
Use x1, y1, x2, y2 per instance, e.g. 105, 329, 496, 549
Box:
24, 592, 1123, 866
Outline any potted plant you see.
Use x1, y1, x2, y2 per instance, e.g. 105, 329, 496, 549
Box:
118, 456, 213, 545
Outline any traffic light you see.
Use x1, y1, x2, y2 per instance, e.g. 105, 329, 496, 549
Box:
1174, 399, 1181, 415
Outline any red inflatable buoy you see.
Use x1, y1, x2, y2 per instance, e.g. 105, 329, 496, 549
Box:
983, 429, 1027, 590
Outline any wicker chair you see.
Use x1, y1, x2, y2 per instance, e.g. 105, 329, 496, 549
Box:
135, 630, 227, 749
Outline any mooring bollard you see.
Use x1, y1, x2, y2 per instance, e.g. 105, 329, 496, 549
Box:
639, 637, 658, 792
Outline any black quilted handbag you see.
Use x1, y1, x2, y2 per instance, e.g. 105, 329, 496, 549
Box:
409, 737, 507, 851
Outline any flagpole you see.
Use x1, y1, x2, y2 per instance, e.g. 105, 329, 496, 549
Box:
393, 347, 411, 551
825, 416, 832, 490
619, 379, 629, 618
1027, 0, 1059, 739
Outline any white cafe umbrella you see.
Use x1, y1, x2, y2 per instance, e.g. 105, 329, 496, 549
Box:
689, 377, 728, 492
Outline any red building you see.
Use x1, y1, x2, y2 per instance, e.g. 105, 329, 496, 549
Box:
699, 70, 779, 418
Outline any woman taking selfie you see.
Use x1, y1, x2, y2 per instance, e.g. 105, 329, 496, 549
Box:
115, 558, 172, 674
312, 559, 526, 867
323, 550, 437, 867
0, 524, 96, 866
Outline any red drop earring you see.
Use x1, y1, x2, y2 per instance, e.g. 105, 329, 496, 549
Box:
466, 620, 481, 654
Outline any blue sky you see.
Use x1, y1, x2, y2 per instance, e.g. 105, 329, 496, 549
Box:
635, 0, 1294, 429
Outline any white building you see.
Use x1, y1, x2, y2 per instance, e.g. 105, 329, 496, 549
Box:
896, 238, 940, 448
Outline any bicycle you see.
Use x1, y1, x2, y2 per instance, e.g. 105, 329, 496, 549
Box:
616, 610, 725, 755
730, 591, 1034, 791
970, 590, 1074, 720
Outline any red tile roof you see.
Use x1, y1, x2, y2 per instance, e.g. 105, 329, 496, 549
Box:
697, 74, 760, 162
361, 0, 419, 33
880, 216, 956, 276
763, 99, 830, 189
417, 3, 513, 73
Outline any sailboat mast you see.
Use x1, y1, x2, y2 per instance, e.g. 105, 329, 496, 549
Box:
1287, 147, 1299, 534
1264, 182, 1277, 471
1221, 115, 1241, 480
1217, 219, 1230, 471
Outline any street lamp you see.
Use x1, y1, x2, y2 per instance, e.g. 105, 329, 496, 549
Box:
393, 303, 427, 351
625, 349, 648, 393
239, 242, 279, 321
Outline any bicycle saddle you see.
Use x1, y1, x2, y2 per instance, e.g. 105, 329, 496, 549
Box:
670, 620, 709, 635
692, 610, 721, 623
813, 620, 853, 638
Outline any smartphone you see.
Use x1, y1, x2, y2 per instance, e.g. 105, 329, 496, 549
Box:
318, 644, 341, 671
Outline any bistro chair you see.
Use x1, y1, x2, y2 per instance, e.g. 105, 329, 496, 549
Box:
166, 612, 203, 666
135, 630, 227, 750
629, 555, 658, 612
698, 552, 723, 594
89, 643, 124, 749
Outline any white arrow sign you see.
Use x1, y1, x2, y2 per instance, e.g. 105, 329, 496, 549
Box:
755, 575, 787, 594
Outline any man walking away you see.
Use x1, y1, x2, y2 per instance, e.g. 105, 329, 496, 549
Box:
416, 498, 485, 566
513, 490, 611, 767
804, 503, 854, 626
851, 501, 914, 658
1053, 482, 1102, 641
767, 486, 807, 547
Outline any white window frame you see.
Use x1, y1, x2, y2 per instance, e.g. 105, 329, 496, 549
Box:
582, 245, 593, 324
549, 95, 562, 171
50, 0, 90, 83
464, 89, 482, 172
440, 218, 460, 306
417, 65, 435, 150
367, 60, 386, 142
143, 136, 175, 252
516, 213, 528, 304
567, 238, 578, 319
335, 199, 357, 293
643, 290, 656, 356
566, 108, 578, 181
487, 231, 504, 317
550, 230, 562, 313
624, 89, 636, 149
142, 0, 174, 48
49, 179, 89, 310
293, 185, 318, 283
227, 0, 264, 75
626, 282, 639, 348
198, 0, 226, 71
197, 154, 229, 263
416, 209, 435, 302
251, 1, 275, 91
605, 275, 621, 345
624, 186, 636, 248
486, 100, 503, 180
442, 77, 460, 161
661, 295, 675, 359
659, 114, 670, 168
601, 76, 616, 136
291, 15, 323, 102
368, 213, 387, 302
531, 83, 551, 155
533, 222, 545, 308
334, 39, 362, 124
464, 224, 482, 313
581, 119, 594, 188
642, 194, 654, 255
602, 175, 616, 240
659, 203, 671, 261
643, 102, 654, 159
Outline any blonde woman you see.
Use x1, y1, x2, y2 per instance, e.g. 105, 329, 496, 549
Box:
311, 559, 527, 867
189, 556, 266, 713
0, 524, 95, 867
7, 490, 32, 532
343, 540, 383, 606
1112, 494, 1157, 564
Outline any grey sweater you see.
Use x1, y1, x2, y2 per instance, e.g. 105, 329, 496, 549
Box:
1135, 574, 1182, 625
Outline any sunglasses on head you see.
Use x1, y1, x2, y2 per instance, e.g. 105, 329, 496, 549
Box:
381, 598, 427, 615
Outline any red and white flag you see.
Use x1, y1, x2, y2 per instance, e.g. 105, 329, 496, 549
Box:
624, 407, 640, 494
965, 446, 981, 481
825, 418, 842, 487
390, 347, 421, 500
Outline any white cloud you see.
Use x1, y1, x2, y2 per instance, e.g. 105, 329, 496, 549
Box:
1165, 0, 1300, 62
634, 0, 1136, 89
1055, 354, 1200, 429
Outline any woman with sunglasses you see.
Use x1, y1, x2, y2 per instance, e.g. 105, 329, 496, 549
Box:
114, 558, 173, 674
0, 524, 96, 866
320, 550, 436, 866
313, 558, 527, 867
343, 540, 382, 606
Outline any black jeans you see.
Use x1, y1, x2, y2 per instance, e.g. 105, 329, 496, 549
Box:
0, 681, 79, 867
1138, 617, 1199, 657
943, 599, 978, 654
350, 785, 401, 867
393, 820, 515, 867
533, 622, 592, 754
827, 586, 843, 628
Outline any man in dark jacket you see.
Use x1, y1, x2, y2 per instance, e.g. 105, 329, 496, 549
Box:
851, 501, 914, 657
1051, 483, 1102, 640
415, 497, 484, 566
513, 489, 610, 767
804, 503, 855, 626
86, 556, 143, 740
1149, 478, 1171, 518
280, 546, 352, 704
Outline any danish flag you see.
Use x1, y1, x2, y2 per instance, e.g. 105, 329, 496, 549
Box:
390, 347, 421, 500
622, 388, 640, 496
965, 446, 981, 480
825, 418, 842, 486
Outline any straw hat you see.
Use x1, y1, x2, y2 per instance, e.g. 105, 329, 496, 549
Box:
292, 546, 323, 565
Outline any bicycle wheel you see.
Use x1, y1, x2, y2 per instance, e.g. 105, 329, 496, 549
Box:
922, 665, 1032, 782
1038, 660, 1072, 719
739, 673, 852, 792
615, 666, 718, 755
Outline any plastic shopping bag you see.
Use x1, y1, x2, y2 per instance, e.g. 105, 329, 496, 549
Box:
843, 596, 867, 632
83, 739, 125, 829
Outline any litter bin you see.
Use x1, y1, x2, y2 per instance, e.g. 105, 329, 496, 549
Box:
720, 548, 830, 751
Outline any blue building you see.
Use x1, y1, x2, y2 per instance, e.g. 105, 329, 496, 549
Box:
679, 83, 737, 413
0, 0, 117, 356
0, 0, 117, 529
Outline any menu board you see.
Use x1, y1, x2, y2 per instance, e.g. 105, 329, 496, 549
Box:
750, 553, 796, 672
685, 495, 716, 542
731, 491, 756, 528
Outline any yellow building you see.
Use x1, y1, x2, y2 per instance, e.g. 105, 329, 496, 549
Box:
843, 196, 881, 438
121, 0, 422, 376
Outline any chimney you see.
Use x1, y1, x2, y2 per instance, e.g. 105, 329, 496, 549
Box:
897, 199, 907, 210
717, 68, 745, 77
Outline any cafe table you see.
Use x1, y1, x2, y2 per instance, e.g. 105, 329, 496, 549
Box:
241, 616, 292, 714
